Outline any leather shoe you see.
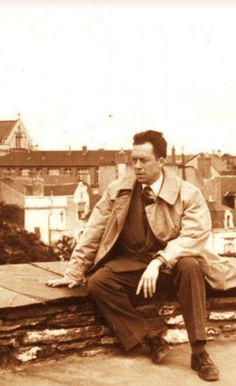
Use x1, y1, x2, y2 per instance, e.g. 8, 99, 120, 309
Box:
191, 351, 219, 381
146, 335, 170, 364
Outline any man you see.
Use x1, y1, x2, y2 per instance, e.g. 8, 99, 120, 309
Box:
47, 130, 236, 382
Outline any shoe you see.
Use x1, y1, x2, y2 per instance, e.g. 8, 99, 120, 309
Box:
191, 351, 219, 381
146, 335, 170, 364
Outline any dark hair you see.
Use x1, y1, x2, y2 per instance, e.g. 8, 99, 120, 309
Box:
133, 130, 167, 159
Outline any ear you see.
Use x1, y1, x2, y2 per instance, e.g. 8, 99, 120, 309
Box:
158, 157, 166, 168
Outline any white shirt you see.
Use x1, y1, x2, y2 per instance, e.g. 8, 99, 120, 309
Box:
142, 171, 163, 197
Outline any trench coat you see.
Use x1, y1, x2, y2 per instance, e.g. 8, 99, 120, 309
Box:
66, 168, 236, 291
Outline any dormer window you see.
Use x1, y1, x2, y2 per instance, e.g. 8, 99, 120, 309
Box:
224, 210, 234, 229
15, 129, 23, 148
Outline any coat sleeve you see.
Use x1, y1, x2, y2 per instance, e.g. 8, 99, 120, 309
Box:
158, 187, 212, 268
65, 184, 115, 281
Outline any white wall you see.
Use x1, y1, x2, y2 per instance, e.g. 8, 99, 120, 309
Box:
25, 196, 67, 244
206, 229, 236, 255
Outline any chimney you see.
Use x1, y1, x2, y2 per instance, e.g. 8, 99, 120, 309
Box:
32, 177, 44, 196
197, 154, 211, 179
82, 145, 88, 155
116, 149, 128, 178
171, 146, 176, 164
116, 149, 127, 165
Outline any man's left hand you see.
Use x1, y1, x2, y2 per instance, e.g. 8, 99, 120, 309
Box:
136, 259, 162, 298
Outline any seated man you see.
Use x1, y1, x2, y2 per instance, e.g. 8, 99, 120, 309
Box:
48, 130, 236, 382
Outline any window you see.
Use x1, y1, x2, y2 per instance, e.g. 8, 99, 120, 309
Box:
15, 131, 23, 148
2, 168, 16, 176
224, 239, 234, 255
226, 215, 231, 228
59, 210, 65, 223
92, 187, 99, 195
48, 168, 60, 176
34, 227, 41, 239
64, 168, 72, 176
77, 168, 90, 184
95, 167, 99, 185
224, 210, 234, 229
76, 202, 86, 220
36, 168, 43, 176
9, 168, 16, 175
20, 168, 31, 176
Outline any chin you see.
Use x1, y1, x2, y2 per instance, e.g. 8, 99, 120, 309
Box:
136, 175, 147, 183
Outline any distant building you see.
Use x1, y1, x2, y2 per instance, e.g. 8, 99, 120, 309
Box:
0, 147, 131, 195
24, 181, 92, 244
206, 200, 236, 256
221, 153, 236, 174
0, 114, 33, 155
204, 175, 236, 209
185, 153, 227, 179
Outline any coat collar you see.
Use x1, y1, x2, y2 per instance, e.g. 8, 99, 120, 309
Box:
116, 168, 181, 205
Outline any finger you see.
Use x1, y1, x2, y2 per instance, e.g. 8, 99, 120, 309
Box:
136, 278, 143, 295
48, 281, 62, 287
147, 280, 153, 298
47, 279, 67, 287
143, 281, 148, 298
151, 278, 157, 295
68, 281, 79, 288
47, 280, 58, 287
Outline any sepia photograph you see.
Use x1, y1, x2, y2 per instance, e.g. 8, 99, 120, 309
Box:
0, 1, 235, 385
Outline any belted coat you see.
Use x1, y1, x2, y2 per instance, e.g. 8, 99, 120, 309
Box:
66, 169, 236, 290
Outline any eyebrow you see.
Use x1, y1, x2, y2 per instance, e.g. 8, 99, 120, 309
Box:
131, 156, 150, 161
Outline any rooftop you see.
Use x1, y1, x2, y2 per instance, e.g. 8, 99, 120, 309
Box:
0, 120, 17, 140
0, 149, 132, 167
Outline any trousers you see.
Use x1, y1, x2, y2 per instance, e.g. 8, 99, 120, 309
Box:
87, 257, 207, 350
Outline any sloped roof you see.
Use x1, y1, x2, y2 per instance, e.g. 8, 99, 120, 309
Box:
210, 154, 227, 173
0, 120, 17, 140
220, 176, 236, 195
186, 153, 227, 173
0, 149, 131, 167
224, 191, 236, 197
0, 177, 26, 194
166, 154, 195, 164
222, 170, 236, 176
44, 183, 78, 196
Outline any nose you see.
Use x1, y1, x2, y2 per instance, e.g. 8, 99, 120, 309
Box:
133, 159, 142, 169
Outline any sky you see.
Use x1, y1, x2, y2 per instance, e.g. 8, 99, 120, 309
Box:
0, 1, 236, 154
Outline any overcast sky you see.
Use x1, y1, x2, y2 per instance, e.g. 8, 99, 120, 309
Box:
0, 1, 236, 154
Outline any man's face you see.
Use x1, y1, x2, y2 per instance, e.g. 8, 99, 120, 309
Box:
131, 142, 165, 185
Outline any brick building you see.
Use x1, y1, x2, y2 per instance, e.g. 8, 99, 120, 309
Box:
0, 147, 131, 195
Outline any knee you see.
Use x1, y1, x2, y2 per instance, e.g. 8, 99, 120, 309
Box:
87, 274, 103, 297
176, 257, 201, 275
87, 268, 113, 299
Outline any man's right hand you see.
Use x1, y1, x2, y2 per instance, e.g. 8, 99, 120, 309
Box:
47, 277, 84, 289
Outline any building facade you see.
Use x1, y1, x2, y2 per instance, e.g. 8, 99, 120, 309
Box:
206, 200, 236, 256
24, 181, 91, 244
0, 115, 33, 155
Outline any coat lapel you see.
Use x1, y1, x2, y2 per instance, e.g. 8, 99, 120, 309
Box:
158, 168, 181, 205
111, 169, 181, 238
114, 194, 133, 230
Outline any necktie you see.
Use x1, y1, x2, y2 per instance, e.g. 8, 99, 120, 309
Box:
142, 186, 156, 205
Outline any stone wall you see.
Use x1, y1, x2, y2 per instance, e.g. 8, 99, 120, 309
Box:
0, 294, 235, 368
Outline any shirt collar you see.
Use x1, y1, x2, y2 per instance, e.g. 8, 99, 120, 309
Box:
142, 172, 163, 196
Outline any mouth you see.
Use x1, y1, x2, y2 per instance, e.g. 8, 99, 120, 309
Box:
135, 173, 145, 179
